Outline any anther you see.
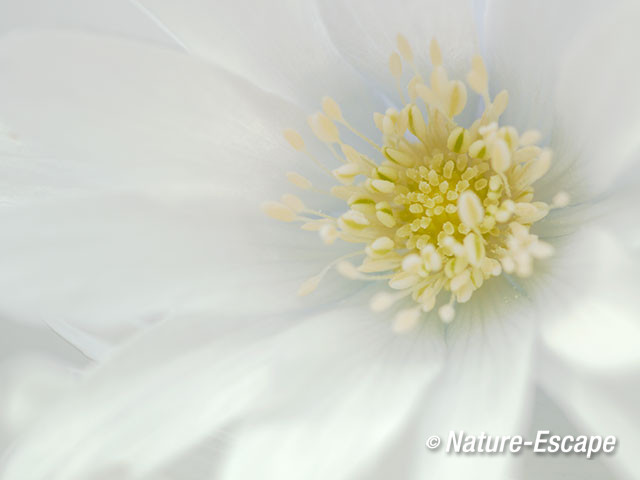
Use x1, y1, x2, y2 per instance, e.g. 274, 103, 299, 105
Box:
266, 36, 563, 332
286, 171, 312, 190
322, 96, 343, 122
283, 128, 305, 151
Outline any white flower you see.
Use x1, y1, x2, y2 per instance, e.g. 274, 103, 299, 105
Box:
0, 1, 639, 480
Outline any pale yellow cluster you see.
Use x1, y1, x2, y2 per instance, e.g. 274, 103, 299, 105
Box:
263, 36, 567, 331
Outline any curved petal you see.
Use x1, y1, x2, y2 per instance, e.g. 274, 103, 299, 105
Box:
484, 0, 612, 138
0, 312, 287, 480
0, 321, 88, 448
133, 0, 385, 132
367, 276, 537, 479
542, 301, 640, 371
0, 294, 438, 480
549, 1, 640, 199
532, 227, 640, 479
0, 193, 360, 347
0, 355, 77, 445
598, 181, 640, 250
0, 0, 178, 49
538, 353, 640, 480
149, 434, 226, 480
222, 277, 537, 480
532, 172, 640, 250
0, 31, 326, 203
521, 389, 619, 479
484, 1, 640, 205
538, 226, 640, 372
0, 32, 365, 344
219, 304, 446, 480
533, 224, 640, 366
0, 318, 89, 364
317, 0, 478, 107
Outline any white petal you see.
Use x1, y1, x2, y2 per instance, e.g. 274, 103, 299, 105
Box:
0, 313, 284, 480
521, 389, 619, 479
0, 0, 178, 48
0, 31, 333, 202
532, 226, 640, 478
0, 318, 89, 364
219, 303, 446, 479
0, 32, 363, 348
535, 225, 639, 364
0, 321, 89, 444
518, 225, 640, 479
318, 0, 477, 106
142, 435, 224, 480
0, 355, 77, 440
549, 2, 640, 198
542, 301, 640, 371
539, 299, 640, 480
44, 319, 116, 362
596, 183, 640, 250
369, 277, 537, 479
484, 0, 613, 139
0, 194, 359, 347
538, 352, 640, 480
133, 0, 384, 130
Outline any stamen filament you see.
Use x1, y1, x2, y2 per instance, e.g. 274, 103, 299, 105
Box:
269, 35, 565, 330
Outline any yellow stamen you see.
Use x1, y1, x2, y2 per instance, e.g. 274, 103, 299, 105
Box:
267, 35, 567, 327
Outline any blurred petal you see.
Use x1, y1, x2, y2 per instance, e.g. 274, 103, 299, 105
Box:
542, 302, 640, 371
549, 1, 640, 199
0, 312, 285, 480
0, 318, 88, 365
535, 225, 640, 370
597, 181, 640, 250
0, 31, 323, 203
0, 0, 177, 49
484, 1, 640, 204
521, 389, 619, 480
484, 0, 610, 137
220, 304, 446, 479
0, 355, 76, 441
318, 0, 477, 105
538, 353, 640, 480
133, 0, 384, 130
0, 194, 359, 348
0, 32, 363, 346
530, 227, 640, 479
0, 320, 88, 447
365, 277, 536, 479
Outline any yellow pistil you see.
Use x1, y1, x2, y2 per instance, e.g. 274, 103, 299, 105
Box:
264, 37, 568, 329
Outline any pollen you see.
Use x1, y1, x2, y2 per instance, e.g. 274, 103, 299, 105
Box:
263, 37, 567, 328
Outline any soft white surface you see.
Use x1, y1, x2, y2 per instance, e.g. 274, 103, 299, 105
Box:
0, 0, 177, 49
0, 32, 361, 347
0, 312, 279, 480
316, 0, 477, 106
134, 0, 386, 134
0, 1, 638, 479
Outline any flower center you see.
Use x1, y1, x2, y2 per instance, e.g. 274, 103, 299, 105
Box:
263, 36, 568, 331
